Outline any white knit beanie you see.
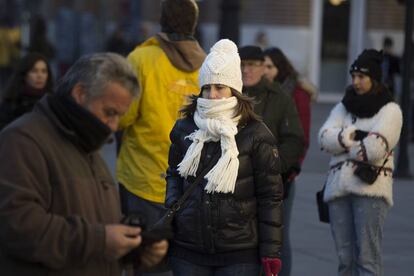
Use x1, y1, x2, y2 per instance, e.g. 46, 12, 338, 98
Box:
198, 39, 243, 93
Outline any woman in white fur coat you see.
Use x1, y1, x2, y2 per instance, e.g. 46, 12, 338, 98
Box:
318, 49, 402, 276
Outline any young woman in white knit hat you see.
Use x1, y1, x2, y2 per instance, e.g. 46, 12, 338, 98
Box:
165, 39, 283, 276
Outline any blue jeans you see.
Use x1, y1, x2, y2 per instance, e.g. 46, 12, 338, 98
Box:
328, 194, 389, 276
119, 185, 173, 276
280, 180, 296, 276
169, 256, 261, 276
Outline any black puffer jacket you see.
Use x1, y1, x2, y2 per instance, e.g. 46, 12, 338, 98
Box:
166, 117, 283, 259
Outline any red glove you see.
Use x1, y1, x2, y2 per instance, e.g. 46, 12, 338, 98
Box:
261, 257, 282, 276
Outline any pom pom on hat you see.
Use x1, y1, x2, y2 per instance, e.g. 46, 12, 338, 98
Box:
198, 39, 243, 93
210, 39, 239, 54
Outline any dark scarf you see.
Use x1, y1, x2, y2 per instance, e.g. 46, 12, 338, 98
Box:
341, 85, 393, 118
47, 95, 111, 153
243, 77, 271, 97
20, 84, 48, 97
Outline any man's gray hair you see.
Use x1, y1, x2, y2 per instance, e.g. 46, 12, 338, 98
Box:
56, 53, 139, 99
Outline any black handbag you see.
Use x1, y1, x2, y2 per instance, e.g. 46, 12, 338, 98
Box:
121, 147, 221, 265
150, 144, 222, 235
316, 184, 330, 223
354, 153, 390, 185
354, 162, 379, 184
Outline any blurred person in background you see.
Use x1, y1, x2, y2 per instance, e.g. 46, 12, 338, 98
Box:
106, 25, 133, 57
239, 45, 305, 195
239, 45, 304, 276
263, 47, 317, 276
381, 36, 400, 98
254, 31, 269, 50
0, 25, 21, 93
27, 16, 55, 62
116, 0, 205, 275
319, 49, 402, 276
166, 39, 283, 276
0, 52, 53, 130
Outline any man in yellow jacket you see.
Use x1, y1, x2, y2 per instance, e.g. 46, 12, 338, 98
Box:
117, 2, 205, 273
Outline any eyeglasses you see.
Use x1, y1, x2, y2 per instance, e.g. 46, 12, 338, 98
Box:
241, 61, 263, 69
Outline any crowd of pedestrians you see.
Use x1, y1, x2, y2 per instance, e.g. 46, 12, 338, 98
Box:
0, 0, 405, 275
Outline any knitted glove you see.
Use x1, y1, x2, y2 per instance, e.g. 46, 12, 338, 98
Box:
261, 257, 282, 276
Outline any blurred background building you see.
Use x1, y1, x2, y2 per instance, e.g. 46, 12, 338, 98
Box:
0, 0, 408, 98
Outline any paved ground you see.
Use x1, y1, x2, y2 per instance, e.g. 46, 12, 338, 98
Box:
290, 102, 414, 276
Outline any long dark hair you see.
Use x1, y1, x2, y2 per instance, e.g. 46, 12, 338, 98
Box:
180, 88, 261, 126
3, 52, 54, 101
358, 78, 392, 96
264, 47, 298, 83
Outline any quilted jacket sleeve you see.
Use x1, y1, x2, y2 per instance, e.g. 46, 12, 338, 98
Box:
165, 120, 184, 208
252, 122, 283, 258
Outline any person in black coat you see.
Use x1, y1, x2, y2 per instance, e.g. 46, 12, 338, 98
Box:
381, 37, 400, 97
165, 39, 283, 276
0, 52, 53, 130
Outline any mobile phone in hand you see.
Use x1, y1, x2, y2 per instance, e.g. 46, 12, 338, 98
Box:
354, 130, 369, 141
141, 227, 174, 246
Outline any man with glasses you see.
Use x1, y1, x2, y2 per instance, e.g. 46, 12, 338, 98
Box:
239, 45, 304, 196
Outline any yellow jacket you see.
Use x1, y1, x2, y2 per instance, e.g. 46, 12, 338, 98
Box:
0, 27, 20, 67
117, 34, 205, 203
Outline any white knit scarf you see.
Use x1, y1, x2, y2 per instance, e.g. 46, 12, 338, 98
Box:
177, 96, 241, 193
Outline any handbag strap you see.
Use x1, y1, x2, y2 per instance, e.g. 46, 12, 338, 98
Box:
375, 151, 392, 175
170, 143, 221, 213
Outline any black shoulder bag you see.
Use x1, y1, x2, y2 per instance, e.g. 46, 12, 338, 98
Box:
354, 152, 391, 185
316, 183, 330, 223
122, 144, 222, 264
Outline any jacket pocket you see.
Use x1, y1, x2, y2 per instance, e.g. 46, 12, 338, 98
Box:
217, 199, 256, 243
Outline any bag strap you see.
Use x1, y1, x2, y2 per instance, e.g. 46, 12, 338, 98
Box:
375, 151, 392, 176
170, 143, 221, 213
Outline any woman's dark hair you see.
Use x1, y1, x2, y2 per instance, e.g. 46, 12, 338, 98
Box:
264, 47, 298, 83
180, 88, 261, 126
3, 52, 53, 101
370, 79, 392, 96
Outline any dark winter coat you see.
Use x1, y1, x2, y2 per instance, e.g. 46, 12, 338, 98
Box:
0, 94, 42, 130
0, 97, 122, 275
243, 78, 305, 179
165, 117, 283, 264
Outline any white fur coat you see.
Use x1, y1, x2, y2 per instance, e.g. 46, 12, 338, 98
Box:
318, 102, 402, 206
